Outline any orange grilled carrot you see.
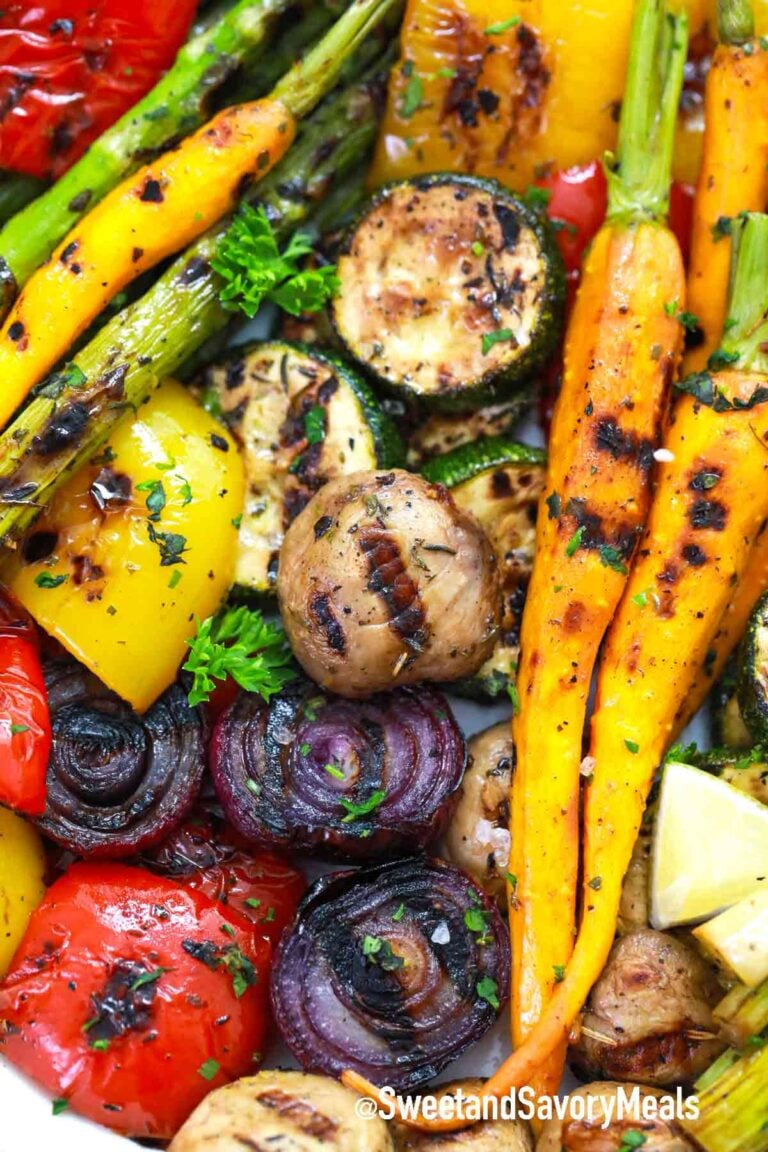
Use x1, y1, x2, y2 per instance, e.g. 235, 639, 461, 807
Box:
673, 522, 768, 737
342, 210, 768, 1137
507, 0, 687, 1101
684, 0, 768, 374
0, 99, 295, 429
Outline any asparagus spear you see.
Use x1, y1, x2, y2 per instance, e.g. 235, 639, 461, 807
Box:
0, 33, 395, 542
0, 0, 297, 318
681, 1043, 768, 1152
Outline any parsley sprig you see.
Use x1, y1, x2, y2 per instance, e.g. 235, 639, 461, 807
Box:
212, 205, 340, 319
183, 605, 296, 707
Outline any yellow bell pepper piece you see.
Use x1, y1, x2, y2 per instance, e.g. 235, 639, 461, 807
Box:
369, 0, 768, 192
2, 380, 244, 712
0, 808, 46, 977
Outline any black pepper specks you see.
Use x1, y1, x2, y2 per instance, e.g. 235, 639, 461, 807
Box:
139, 178, 164, 204
8, 321, 25, 342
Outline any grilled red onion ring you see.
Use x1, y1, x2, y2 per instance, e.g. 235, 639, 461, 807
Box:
37, 660, 206, 857
210, 678, 466, 859
270, 857, 509, 1090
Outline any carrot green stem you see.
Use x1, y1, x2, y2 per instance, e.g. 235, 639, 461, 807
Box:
606, 0, 688, 224
719, 0, 755, 45
717, 212, 768, 373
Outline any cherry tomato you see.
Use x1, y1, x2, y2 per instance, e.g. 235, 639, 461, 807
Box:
0, 590, 50, 815
0, 0, 197, 180
669, 180, 695, 265
139, 813, 306, 948
538, 160, 608, 279
0, 863, 272, 1139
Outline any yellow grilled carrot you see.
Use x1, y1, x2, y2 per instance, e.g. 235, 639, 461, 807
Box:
0, 100, 295, 429
507, 0, 687, 1101
684, 0, 768, 374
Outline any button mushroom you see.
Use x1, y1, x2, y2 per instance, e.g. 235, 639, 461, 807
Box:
570, 929, 725, 1088
536, 1082, 698, 1152
439, 721, 513, 909
169, 1070, 394, 1152
277, 469, 500, 697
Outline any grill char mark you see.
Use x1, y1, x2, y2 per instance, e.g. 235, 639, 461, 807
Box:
359, 526, 429, 654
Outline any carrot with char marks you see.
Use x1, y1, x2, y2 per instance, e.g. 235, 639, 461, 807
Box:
0, 100, 295, 430
506, 0, 687, 1104
342, 210, 768, 1139
684, 0, 768, 375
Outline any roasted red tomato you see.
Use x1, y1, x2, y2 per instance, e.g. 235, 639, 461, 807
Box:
139, 813, 306, 948
0, 0, 197, 180
0, 863, 272, 1139
0, 590, 50, 816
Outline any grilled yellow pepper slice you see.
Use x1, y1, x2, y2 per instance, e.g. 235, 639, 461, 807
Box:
2, 380, 243, 712
0, 808, 46, 977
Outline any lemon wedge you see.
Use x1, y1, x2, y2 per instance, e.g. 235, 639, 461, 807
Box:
650, 760, 768, 928
693, 889, 768, 987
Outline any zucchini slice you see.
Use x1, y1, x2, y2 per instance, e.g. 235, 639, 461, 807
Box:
738, 589, 768, 744
406, 390, 533, 468
676, 747, 768, 806
333, 174, 565, 410
423, 436, 546, 699
710, 656, 753, 750
201, 341, 403, 595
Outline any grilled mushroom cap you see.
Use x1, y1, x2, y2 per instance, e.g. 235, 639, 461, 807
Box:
536, 1082, 697, 1152
277, 469, 500, 697
439, 722, 513, 909
570, 929, 725, 1087
169, 1070, 393, 1152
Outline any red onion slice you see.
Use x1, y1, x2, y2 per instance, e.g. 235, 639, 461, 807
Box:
209, 678, 467, 859
270, 857, 509, 1090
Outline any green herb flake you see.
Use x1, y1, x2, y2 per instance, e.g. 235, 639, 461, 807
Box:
481, 327, 515, 356
135, 478, 166, 521
553, 964, 566, 983
624, 740, 640, 754
146, 521, 188, 567
599, 545, 628, 575
587, 875, 603, 890
52, 1098, 69, 1116
34, 572, 67, 589
476, 975, 500, 1009
299, 742, 311, 756
303, 404, 326, 446
90, 1038, 110, 1051
436, 66, 458, 78
507, 681, 520, 716
340, 789, 387, 823
231, 514, 242, 530
183, 605, 296, 707
631, 590, 649, 608
392, 903, 406, 922
197, 1058, 220, 1081
523, 185, 552, 210
212, 204, 339, 320
565, 526, 585, 557
244, 897, 261, 909
324, 762, 345, 780
619, 1133, 648, 1152
168, 569, 182, 590
400, 72, 424, 119
484, 16, 521, 34
9, 723, 29, 734
471, 240, 485, 256
179, 479, 193, 506
362, 935, 405, 971
130, 967, 169, 992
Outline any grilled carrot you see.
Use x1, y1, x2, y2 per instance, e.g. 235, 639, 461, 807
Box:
0, 99, 296, 430
342, 210, 768, 1138
506, 0, 687, 1102
673, 523, 768, 737
684, 0, 768, 374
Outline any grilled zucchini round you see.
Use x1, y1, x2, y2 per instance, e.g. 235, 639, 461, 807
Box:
332, 174, 565, 410
200, 341, 403, 595
738, 589, 768, 744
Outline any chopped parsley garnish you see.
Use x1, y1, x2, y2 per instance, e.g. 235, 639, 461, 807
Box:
182, 938, 258, 999
599, 545, 628, 575
299, 742, 311, 756
130, 967, 169, 992
565, 525, 585, 556
624, 740, 640, 754
619, 1133, 648, 1152
587, 875, 603, 890
303, 404, 326, 445
183, 605, 295, 707
523, 185, 552, 210
90, 1038, 110, 1051
484, 16, 521, 34
146, 521, 187, 566
361, 935, 405, 971
507, 680, 520, 715
340, 789, 387, 823
553, 964, 566, 983
135, 477, 166, 521
392, 903, 407, 922
464, 905, 491, 944
52, 1098, 69, 1116
168, 569, 182, 590
400, 67, 424, 118
212, 204, 339, 320
34, 572, 67, 589
324, 762, 345, 780
475, 975, 500, 1009
244, 897, 261, 909
9, 723, 29, 734
481, 327, 515, 356
197, 1058, 220, 1081
179, 479, 193, 506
